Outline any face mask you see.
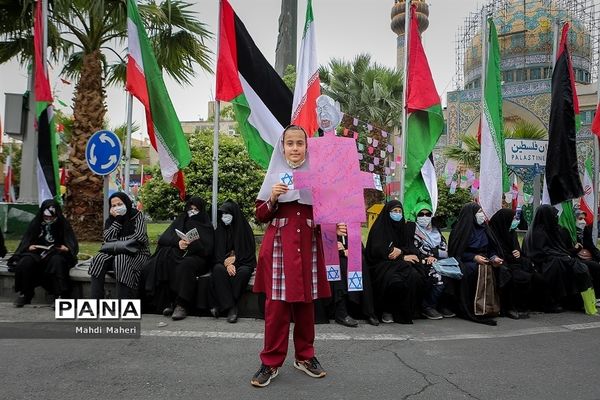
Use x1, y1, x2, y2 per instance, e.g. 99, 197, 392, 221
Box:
576, 220, 587, 230
113, 205, 127, 216
475, 212, 486, 225
286, 158, 306, 169
416, 216, 432, 228
187, 209, 199, 217
510, 219, 520, 230
42, 217, 57, 225
221, 213, 233, 225
389, 211, 403, 222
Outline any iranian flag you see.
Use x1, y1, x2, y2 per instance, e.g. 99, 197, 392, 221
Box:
126, 0, 191, 199
403, 4, 444, 220
216, 0, 293, 169
479, 18, 509, 218
291, 0, 320, 136
34, 0, 60, 205
580, 158, 594, 225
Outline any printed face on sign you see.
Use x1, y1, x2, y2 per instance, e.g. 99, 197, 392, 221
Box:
279, 172, 294, 189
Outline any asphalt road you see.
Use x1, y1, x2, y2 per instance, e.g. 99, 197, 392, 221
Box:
1, 303, 600, 400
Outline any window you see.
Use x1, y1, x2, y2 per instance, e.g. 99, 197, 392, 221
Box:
503, 70, 514, 82
515, 69, 525, 82
529, 68, 541, 80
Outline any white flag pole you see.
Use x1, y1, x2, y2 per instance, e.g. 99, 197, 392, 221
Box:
399, 0, 411, 203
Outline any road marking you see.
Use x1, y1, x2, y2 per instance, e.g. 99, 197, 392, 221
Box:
141, 321, 600, 342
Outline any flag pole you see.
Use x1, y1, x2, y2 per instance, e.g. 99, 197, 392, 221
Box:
42, 0, 48, 73
211, 1, 222, 228
124, 92, 133, 195
399, 0, 411, 203
593, 64, 600, 243
478, 8, 488, 213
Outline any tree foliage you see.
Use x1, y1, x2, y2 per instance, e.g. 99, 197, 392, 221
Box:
140, 129, 265, 222
435, 178, 474, 229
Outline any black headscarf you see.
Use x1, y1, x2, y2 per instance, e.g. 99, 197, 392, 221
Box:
365, 200, 411, 265
488, 208, 521, 259
106, 192, 139, 237
523, 204, 569, 260
448, 202, 483, 258
9, 199, 78, 266
214, 200, 256, 267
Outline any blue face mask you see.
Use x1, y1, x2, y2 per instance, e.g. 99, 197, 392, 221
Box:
389, 211, 403, 222
510, 219, 519, 231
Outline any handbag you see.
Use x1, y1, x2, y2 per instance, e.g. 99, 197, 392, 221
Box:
100, 238, 140, 255
474, 263, 500, 317
577, 248, 593, 261
432, 257, 463, 279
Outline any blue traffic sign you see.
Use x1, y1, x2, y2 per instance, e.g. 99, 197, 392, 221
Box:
85, 130, 122, 176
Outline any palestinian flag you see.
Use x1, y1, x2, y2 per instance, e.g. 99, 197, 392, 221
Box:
34, 0, 60, 204
479, 18, 509, 218
291, 0, 320, 136
545, 23, 583, 241
580, 158, 594, 225
403, 4, 444, 220
216, 0, 293, 169
126, 0, 191, 199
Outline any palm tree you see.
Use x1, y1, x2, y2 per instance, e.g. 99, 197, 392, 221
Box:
0, 0, 212, 239
443, 120, 548, 171
319, 53, 403, 131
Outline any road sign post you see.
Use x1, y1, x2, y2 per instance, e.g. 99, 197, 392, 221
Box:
85, 130, 123, 224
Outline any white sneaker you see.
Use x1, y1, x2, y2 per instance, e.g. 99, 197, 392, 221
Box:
381, 312, 393, 324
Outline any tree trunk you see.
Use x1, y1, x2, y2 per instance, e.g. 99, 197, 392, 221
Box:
65, 50, 106, 241
274, 0, 297, 77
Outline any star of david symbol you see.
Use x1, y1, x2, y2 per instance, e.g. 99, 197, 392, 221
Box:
280, 172, 294, 186
348, 272, 363, 290
327, 266, 340, 280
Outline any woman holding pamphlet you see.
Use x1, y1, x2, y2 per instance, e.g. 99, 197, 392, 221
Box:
142, 196, 214, 321
89, 192, 150, 301
9, 199, 78, 307
210, 200, 256, 323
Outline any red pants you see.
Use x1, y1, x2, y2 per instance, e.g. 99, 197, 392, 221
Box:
260, 298, 315, 367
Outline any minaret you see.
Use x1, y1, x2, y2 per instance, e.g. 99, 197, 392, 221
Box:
391, 1, 430, 72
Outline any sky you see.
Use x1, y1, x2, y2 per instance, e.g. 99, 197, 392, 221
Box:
0, 0, 492, 135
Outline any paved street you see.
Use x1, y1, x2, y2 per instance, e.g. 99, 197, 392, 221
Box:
1, 302, 600, 400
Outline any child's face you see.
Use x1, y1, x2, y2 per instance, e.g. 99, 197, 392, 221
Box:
283, 129, 306, 164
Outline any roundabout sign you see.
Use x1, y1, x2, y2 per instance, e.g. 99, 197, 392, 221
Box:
85, 130, 122, 175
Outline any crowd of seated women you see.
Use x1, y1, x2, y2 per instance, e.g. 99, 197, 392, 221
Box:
7, 193, 599, 326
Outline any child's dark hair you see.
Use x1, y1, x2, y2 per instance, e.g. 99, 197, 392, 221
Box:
282, 124, 308, 142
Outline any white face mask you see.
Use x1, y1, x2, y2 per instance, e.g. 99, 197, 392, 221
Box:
475, 211, 486, 225
187, 209, 199, 217
416, 216, 432, 228
576, 220, 587, 230
221, 213, 233, 225
113, 205, 127, 216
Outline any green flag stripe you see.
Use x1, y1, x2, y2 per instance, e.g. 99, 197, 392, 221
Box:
231, 94, 274, 169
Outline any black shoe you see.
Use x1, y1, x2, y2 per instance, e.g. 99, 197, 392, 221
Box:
162, 306, 174, 317
210, 307, 219, 318
422, 307, 443, 320
545, 304, 564, 314
171, 305, 187, 321
518, 311, 530, 319
293, 357, 326, 378
335, 315, 358, 328
505, 310, 520, 320
251, 364, 279, 387
367, 315, 380, 326
227, 306, 238, 323
438, 307, 456, 318
13, 294, 31, 308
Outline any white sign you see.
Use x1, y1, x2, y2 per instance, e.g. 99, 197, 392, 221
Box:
505, 139, 548, 167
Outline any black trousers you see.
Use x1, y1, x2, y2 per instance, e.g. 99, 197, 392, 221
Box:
210, 263, 253, 312
14, 253, 71, 299
90, 261, 134, 300
169, 256, 210, 307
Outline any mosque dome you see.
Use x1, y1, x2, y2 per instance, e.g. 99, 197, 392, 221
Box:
390, 0, 430, 36
463, 0, 592, 89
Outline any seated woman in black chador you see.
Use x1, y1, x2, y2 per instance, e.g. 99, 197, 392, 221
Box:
571, 210, 600, 298
448, 202, 502, 326
524, 205, 597, 315
9, 199, 78, 307
406, 203, 455, 320
143, 197, 214, 321
488, 208, 533, 319
89, 192, 150, 300
365, 200, 423, 324
210, 200, 255, 323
